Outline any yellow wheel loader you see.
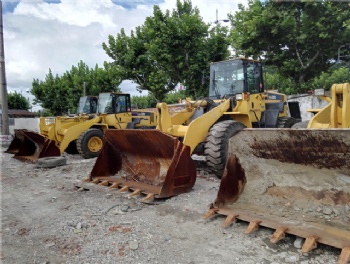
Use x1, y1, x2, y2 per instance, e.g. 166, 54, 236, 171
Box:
6, 93, 157, 162
86, 58, 300, 199
204, 83, 350, 263
5, 95, 99, 159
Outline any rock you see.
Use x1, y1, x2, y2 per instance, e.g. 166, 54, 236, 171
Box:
76, 222, 82, 229
129, 240, 139, 250
332, 208, 340, 215
293, 206, 300, 211
294, 237, 304, 249
120, 205, 130, 212
45, 242, 55, 248
323, 208, 333, 215
162, 235, 171, 242
67, 221, 76, 227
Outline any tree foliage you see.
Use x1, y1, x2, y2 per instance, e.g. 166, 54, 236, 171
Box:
308, 67, 350, 90
131, 94, 158, 109
131, 90, 186, 109
229, 0, 350, 93
7, 92, 30, 110
31, 61, 122, 115
103, 0, 230, 101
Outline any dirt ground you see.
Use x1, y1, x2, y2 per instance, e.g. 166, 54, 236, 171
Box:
0, 147, 343, 264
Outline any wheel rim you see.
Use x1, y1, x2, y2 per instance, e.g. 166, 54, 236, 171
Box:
87, 136, 103, 152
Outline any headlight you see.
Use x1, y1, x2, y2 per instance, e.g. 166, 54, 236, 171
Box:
314, 88, 325, 96
235, 94, 243, 100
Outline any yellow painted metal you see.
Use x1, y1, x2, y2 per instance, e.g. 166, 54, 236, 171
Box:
87, 135, 103, 152
156, 99, 233, 153
183, 99, 231, 153
308, 83, 350, 128
37, 101, 159, 156
54, 116, 102, 153
155, 88, 292, 153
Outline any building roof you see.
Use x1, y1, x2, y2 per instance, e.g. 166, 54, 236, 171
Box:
4, 109, 39, 118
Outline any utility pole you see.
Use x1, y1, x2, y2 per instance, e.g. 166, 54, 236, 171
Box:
0, 0, 9, 135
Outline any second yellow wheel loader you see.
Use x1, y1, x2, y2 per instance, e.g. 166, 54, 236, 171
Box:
5, 95, 99, 159
6, 93, 157, 162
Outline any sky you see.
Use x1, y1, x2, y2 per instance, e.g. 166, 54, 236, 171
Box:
2, 0, 246, 110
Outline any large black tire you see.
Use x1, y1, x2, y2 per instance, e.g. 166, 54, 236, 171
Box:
277, 117, 299, 128
291, 121, 309, 128
77, 128, 104, 159
204, 120, 245, 179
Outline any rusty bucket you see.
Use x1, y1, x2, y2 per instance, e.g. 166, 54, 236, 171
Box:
88, 129, 197, 200
5, 129, 28, 154
204, 128, 350, 263
7, 130, 60, 162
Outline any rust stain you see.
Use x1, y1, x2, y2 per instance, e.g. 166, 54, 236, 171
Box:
266, 186, 350, 205
90, 129, 197, 199
249, 130, 350, 169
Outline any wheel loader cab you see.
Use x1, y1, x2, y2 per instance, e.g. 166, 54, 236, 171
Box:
209, 59, 264, 100
77, 96, 98, 114
97, 93, 131, 115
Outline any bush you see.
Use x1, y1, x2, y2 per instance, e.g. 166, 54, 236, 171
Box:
8, 92, 30, 110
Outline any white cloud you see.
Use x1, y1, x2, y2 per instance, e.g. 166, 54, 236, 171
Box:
4, 0, 246, 102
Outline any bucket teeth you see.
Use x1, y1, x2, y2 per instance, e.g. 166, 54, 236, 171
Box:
108, 182, 119, 189
98, 180, 109, 186
301, 235, 318, 253
119, 186, 129, 193
142, 193, 155, 203
91, 179, 100, 184
83, 176, 92, 182
338, 247, 350, 264
202, 209, 218, 220
270, 227, 288, 244
244, 220, 262, 234
128, 189, 141, 198
222, 214, 239, 228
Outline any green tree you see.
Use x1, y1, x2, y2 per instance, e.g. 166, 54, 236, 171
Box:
131, 94, 158, 109
229, 0, 350, 93
131, 90, 188, 109
103, 0, 230, 101
263, 66, 297, 94
31, 61, 123, 115
7, 92, 30, 110
308, 67, 350, 90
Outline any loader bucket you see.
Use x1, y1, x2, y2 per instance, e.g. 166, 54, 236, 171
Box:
10, 130, 60, 162
5, 129, 28, 154
87, 129, 197, 201
204, 128, 350, 263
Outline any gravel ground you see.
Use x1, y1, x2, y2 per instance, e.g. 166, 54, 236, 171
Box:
1, 147, 342, 264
